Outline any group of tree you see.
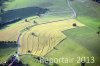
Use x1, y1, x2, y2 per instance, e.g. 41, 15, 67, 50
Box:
0, 41, 18, 48
0, 40, 17, 44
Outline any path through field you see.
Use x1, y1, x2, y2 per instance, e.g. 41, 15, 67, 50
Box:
66, 0, 77, 18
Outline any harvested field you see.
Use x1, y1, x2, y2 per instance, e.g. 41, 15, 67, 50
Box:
19, 19, 85, 56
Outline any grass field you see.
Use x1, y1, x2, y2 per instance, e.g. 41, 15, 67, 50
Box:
0, 47, 17, 63
4, 0, 73, 22
45, 0, 100, 66
0, 0, 100, 66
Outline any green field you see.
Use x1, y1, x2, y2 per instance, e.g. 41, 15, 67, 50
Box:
0, 0, 100, 66
45, 0, 100, 66
0, 47, 17, 62
4, 0, 73, 23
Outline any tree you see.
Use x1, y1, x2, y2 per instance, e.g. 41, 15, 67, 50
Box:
53, 47, 58, 50
25, 19, 29, 22
97, 31, 100, 36
13, 41, 17, 43
28, 50, 31, 53
72, 23, 77, 27
31, 32, 37, 37
33, 20, 38, 25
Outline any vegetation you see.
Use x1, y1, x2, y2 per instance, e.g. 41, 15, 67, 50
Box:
0, 0, 100, 66
0, 0, 12, 21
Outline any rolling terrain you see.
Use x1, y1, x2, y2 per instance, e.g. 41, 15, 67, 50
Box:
0, 0, 100, 66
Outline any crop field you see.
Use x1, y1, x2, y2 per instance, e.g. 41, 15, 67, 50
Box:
0, 0, 100, 66
19, 19, 85, 56
0, 18, 34, 41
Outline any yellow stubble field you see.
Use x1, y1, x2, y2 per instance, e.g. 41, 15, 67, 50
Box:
19, 19, 85, 56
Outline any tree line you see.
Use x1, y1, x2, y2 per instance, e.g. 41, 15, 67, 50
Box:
0, 41, 18, 48
0, 41, 17, 44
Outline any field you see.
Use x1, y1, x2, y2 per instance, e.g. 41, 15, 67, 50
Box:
0, 0, 100, 66
4, 0, 73, 23
0, 17, 36, 41
45, 0, 100, 66
19, 19, 85, 56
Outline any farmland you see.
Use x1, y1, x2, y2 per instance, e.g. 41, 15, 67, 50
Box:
19, 19, 85, 56
0, 0, 100, 66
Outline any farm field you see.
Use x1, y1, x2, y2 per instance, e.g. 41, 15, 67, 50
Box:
19, 19, 85, 56
0, 16, 38, 41
0, 47, 17, 63
0, 0, 100, 66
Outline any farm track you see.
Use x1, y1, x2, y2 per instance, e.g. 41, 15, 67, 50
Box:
66, 0, 77, 18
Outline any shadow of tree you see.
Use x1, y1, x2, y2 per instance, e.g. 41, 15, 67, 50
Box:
1, 7, 49, 21
0, 7, 49, 29
0, 41, 17, 48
